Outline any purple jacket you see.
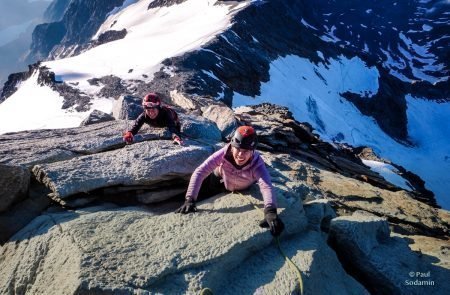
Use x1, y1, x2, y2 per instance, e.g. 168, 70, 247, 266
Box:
186, 144, 277, 208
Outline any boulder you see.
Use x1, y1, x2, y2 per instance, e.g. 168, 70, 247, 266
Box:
0, 165, 30, 212
179, 113, 222, 141
303, 199, 337, 232
0, 189, 318, 294
79, 109, 115, 126
112, 95, 142, 120
0, 120, 168, 167
32, 140, 220, 206
328, 212, 450, 295
201, 104, 237, 139
315, 168, 450, 238
169, 90, 197, 110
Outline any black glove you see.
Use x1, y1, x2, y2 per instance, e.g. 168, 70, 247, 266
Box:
175, 198, 197, 214
259, 207, 284, 236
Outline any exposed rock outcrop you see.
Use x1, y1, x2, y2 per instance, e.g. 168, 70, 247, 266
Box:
201, 104, 237, 139
27, 0, 126, 61
329, 212, 450, 294
32, 140, 218, 207
0, 100, 448, 293
0, 165, 30, 212
79, 109, 115, 126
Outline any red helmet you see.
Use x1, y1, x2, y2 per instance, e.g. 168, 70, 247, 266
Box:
142, 93, 161, 109
231, 126, 258, 150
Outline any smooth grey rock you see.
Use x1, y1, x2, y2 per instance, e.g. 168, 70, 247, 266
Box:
169, 90, 197, 110
32, 140, 218, 204
0, 120, 168, 167
79, 109, 115, 126
0, 113, 218, 168
328, 212, 450, 295
201, 104, 237, 139
179, 113, 222, 141
303, 199, 337, 232
112, 95, 142, 120
0, 190, 307, 294
207, 230, 367, 295
0, 165, 30, 212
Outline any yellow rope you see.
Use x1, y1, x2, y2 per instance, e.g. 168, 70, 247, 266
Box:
235, 192, 304, 295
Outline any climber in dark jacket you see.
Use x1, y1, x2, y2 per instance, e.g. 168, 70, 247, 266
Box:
123, 93, 183, 145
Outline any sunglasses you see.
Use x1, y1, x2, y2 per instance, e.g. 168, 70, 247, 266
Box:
143, 102, 160, 109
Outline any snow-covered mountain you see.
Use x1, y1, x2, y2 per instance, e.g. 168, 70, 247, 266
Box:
0, 0, 449, 209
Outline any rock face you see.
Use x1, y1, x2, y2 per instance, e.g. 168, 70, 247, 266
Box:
0, 149, 372, 294
32, 140, 217, 206
328, 212, 450, 295
201, 104, 237, 139
148, 0, 448, 144
112, 95, 142, 120
0, 101, 448, 293
79, 109, 115, 126
27, 0, 126, 61
0, 165, 30, 212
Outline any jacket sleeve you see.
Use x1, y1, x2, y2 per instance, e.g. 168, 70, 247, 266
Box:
186, 147, 226, 201
129, 113, 146, 135
166, 111, 181, 139
255, 160, 277, 209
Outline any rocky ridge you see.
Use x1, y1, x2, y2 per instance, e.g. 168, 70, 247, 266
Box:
0, 98, 448, 294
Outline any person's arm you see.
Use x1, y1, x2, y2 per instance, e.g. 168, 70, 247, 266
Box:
255, 159, 284, 236
175, 147, 226, 214
129, 113, 146, 135
185, 147, 226, 201
255, 162, 277, 209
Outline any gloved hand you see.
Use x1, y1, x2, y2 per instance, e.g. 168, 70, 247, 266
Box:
173, 135, 184, 146
123, 131, 134, 144
259, 207, 285, 236
175, 198, 197, 214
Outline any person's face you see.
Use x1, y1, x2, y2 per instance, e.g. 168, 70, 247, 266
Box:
231, 146, 254, 166
145, 107, 159, 119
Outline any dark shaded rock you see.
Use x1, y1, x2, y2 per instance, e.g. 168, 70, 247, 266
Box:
29, 21, 66, 61
96, 29, 127, 45
112, 95, 142, 120
43, 0, 72, 22
0, 179, 51, 243
79, 110, 115, 126
27, 0, 126, 61
0, 165, 30, 212
1, 63, 41, 102
342, 71, 408, 141
148, 0, 187, 9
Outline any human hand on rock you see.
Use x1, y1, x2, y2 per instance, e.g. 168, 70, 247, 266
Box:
175, 198, 197, 214
259, 207, 284, 236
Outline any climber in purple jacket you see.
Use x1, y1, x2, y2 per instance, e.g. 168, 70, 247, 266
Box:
175, 125, 284, 236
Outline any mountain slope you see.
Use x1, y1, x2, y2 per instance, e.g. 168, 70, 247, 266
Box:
0, 0, 449, 210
